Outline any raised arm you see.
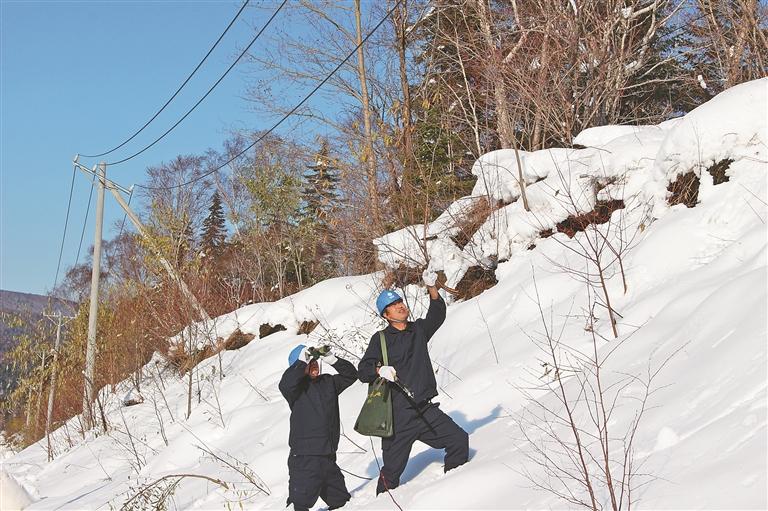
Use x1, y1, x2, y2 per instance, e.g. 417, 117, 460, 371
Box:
278, 362, 308, 407
418, 289, 446, 341
331, 357, 358, 394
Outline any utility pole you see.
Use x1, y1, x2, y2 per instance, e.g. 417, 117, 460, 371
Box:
43, 310, 75, 461
83, 162, 106, 429
70, 157, 213, 431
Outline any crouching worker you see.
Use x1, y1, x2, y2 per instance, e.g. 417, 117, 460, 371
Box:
358, 271, 469, 495
279, 344, 357, 511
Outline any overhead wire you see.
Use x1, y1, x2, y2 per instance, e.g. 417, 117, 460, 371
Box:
104, 0, 288, 167
135, 0, 404, 192
81, 0, 251, 159
51, 166, 78, 293
76, 179, 96, 266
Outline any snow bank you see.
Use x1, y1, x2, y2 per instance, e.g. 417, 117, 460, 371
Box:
373, 196, 483, 271
373, 197, 482, 288
574, 123, 663, 146
655, 78, 767, 182
469, 148, 549, 203
373, 224, 431, 268
429, 195, 487, 238
170, 275, 386, 351
378, 79, 767, 284
572, 117, 683, 147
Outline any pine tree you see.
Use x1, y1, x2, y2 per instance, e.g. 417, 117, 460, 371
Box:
403, 0, 489, 217
301, 140, 340, 232
681, 0, 767, 96
412, 0, 488, 152
200, 191, 227, 259
600, 2, 702, 123
299, 140, 341, 281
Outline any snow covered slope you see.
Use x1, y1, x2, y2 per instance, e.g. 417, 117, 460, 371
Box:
3, 79, 766, 510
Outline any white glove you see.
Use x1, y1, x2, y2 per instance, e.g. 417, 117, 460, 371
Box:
422, 269, 438, 287
299, 347, 312, 363
321, 354, 338, 365
378, 365, 397, 382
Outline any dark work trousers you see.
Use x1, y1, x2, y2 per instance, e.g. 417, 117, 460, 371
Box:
287, 454, 351, 511
376, 403, 469, 494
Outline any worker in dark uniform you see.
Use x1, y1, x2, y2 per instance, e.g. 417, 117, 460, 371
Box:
358, 270, 469, 495
279, 344, 357, 510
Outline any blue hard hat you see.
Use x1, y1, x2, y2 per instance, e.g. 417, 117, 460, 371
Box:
376, 290, 403, 316
288, 344, 306, 366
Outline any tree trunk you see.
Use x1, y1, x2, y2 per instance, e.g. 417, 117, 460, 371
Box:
354, 0, 383, 231
25, 387, 33, 432
474, 0, 514, 148
474, 0, 529, 210
531, 30, 551, 150
394, 0, 413, 184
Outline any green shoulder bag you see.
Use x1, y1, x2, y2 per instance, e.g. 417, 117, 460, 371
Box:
353, 332, 393, 438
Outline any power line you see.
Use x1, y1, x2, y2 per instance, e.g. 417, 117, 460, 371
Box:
81, 0, 251, 159
136, 0, 403, 192
105, 0, 288, 167
76, 179, 96, 266
51, 166, 78, 292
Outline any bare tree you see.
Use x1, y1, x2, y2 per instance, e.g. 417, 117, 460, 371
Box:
141, 155, 212, 274
535, 162, 650, 339
354, 0, 383, 229
514, 271, 682, 510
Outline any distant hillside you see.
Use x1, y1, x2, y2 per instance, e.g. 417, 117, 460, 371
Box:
0, 290, 75, 402
0, 290, 74, 317
0, 289, 75, 367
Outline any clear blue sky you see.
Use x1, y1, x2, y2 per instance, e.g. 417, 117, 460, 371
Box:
1, 1, 298, 295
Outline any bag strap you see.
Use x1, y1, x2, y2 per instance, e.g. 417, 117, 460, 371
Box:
379, 331, 388, 366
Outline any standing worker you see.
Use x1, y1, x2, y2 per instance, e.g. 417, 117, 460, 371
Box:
358, 270, 469, 495
279, 344, 358, 510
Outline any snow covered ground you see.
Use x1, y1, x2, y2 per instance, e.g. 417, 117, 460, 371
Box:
3, 79, 766, 510
1, 435, 33, 511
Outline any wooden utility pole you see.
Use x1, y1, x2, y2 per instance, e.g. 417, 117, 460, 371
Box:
71, 156, 213, 431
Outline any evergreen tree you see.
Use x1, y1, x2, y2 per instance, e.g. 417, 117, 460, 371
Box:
681, 0, 767, 97
200, 191, 227, 258
413, 1, 485, 157
589, 2, 703, 123
402, 0, 490, 219
298, 140, 341, 281
301, 140, 340, 231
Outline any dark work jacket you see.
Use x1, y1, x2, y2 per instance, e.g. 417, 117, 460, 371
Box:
358, 296, 446, 421
279, 357, 357, 455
